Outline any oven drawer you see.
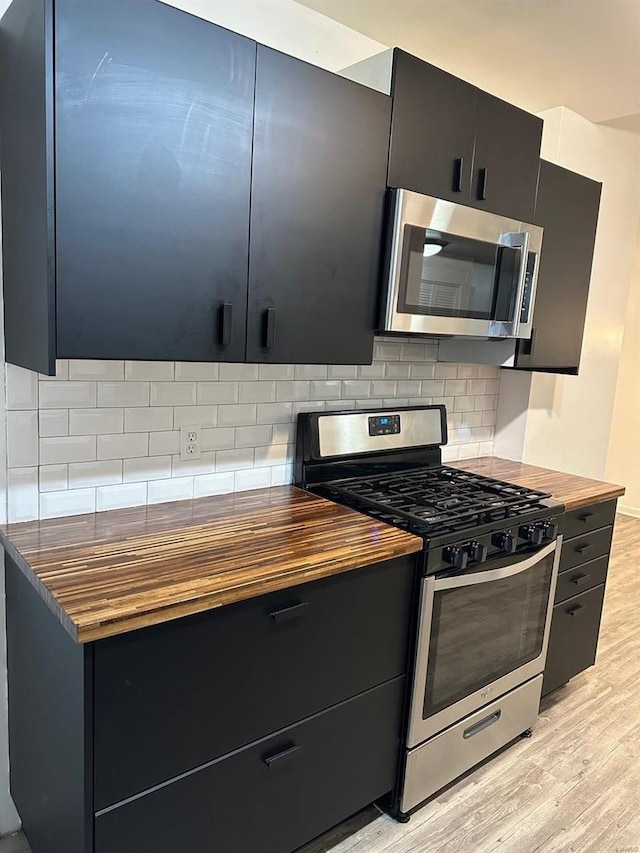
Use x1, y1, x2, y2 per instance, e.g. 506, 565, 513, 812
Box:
554, 555, 609, 604
542, 584, 606, 697
564, 500, 616, 540
559, 526, 613, 573
401, 675, 542, 813
95, 677, 405, 853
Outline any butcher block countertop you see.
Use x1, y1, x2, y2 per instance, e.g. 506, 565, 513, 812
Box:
451, 456, 625, 511
0, 486, 422, 644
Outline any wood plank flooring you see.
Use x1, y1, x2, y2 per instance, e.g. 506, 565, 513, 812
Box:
2, 513, 639, 853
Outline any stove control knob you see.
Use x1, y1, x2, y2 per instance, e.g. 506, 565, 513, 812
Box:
520, 525, 545, 545
492, 531, 516, 554
468, 541, 488, 563
443, 546, 468, 570
541, 522, 558, 542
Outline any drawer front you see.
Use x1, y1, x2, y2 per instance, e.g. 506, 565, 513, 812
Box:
564, 500, 616, 540
95, 677, 405, 853
554, 555, 609, 604
94, 556, 415, 810
542, 584, 606, 697
559, 526, 613, 573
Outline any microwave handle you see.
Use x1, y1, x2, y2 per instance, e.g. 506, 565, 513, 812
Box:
500, 231, 530, 337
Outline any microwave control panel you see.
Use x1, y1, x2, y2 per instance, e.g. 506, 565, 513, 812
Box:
368, 415, 401, 436
520, 252, 537, 324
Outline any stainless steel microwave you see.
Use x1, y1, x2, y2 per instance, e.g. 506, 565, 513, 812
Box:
381, 189, 544, 340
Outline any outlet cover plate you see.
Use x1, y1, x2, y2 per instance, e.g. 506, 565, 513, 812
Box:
180, 425, 201, 461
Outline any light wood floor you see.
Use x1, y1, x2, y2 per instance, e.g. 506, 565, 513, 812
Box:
3, 514, 639, 853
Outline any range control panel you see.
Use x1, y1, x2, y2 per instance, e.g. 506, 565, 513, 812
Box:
368, 414, 401, 436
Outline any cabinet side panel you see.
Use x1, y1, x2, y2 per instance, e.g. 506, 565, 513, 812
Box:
5, 556, 92, 853
0, 0, 56, 374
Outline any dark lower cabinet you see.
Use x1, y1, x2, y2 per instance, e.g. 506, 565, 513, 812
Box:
542, 500, 617, 698
5, 552, 416, 853
94, 678, 405, 853
247, 45, 390, 365
514, 160, 602, 374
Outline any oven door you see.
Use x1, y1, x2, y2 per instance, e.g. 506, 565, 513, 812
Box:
383, 189, 543, 340
407, 537, 561, 748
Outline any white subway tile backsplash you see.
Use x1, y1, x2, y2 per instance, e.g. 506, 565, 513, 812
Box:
150, 382, 196, 407
258, 364, 294, 381
40, 381, 96, 409
239, 381, 276, 404
216, 448, 254, 472
482, 410, 497, 427
172, 453, 216, 477
219, 364, 259, 382
292, 401, 325, 417
254, 444, 290, 468
174, 406, 218, 429
197, 382, 239, 405
457, 363, 480, 379
69, 460, 123, 489
124, 456, 172, 483
124, 407, 173, 433
39, 409, 69, 437
434, 363, 458, 379
98, 382, 150, 407
270, 464, 294, 487
276, 381, 310, 403
371, 380, 397, 398
465, 379, 488, 396
7, 411, 39, 467
342, 380, 370, 398
234, 467, 273, 492
453, 396, 476, 413
8, 468, 39, 523
201, 427, 236, 452
69, 360, 124, 381
310, 381, 341, 400
294, 365, 328, 380
125, 361, 174, 381
97, 483, 148, 512
40, 435, 97, 465
149, 430, 180, 456
445, 380, 468, 396
400, 343, 426, 362
272, 423, 295, 445
397, 380, 422, 397
147, 477, 194, 505
373, 342, 401, 361
40, 488, 96, 520
175, 362, 219, 382
478, 364, 500, 378
235, 425, 273, 448
97, 433, 149, 461
328, 365, 358, 380
421, 380, 446, 397
218, 404, 257, 428
458, 442, 481, 459
39, 465, 68, 493
386, 363, 412, 380
474, 395, 498, 412
69, 408, 124, 435
193, 472, 236, 498
257, 403, 293, 424
409, 363, 436, 380
357, 363, 386, 379
479, 441, 494, 456
324, 400, 355, 411
6, 364, 38, 410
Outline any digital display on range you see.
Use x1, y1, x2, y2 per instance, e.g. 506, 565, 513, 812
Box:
368, 414, 401, 436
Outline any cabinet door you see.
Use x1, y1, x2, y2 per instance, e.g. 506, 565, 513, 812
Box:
515, 161, 602, 373
388, 50, 477, 203
470, 91, 542, 222
542, 584, 606, 697
55, 0, 255, 362
246, 46, 390, 365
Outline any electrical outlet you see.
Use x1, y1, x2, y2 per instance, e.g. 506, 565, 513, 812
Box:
180, 425, 201, 461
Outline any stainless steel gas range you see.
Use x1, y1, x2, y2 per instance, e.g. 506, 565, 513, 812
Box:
295, 404, 564, 817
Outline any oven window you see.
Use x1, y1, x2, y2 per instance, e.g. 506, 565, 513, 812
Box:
423, 553, 554, 719
398, 225, 519, 322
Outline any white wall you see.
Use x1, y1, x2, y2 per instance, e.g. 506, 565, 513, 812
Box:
496, 107, 640, 487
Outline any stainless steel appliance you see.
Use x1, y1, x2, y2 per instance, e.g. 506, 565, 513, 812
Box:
295, 405, 563, 816
381, 190, 544, 340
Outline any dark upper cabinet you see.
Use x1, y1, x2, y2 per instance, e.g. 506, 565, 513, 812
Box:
514, 161, 602, 374
388, 50, 477, 204
470, 91, 542, 223
386, 49, 542, 221
247, 46, 391, 365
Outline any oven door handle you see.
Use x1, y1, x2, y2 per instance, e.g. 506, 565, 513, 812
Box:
500, 230, 530, 338
434, 540, 557, 591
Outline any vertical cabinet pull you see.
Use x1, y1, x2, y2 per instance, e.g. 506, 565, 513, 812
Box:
220, 303, 233, 347
264, 307, 277, 349
521, 328, 536, 357
452, 157, 464, 193
477, 167, 488, 201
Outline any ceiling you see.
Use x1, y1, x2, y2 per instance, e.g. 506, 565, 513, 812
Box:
293, 0, 640, 129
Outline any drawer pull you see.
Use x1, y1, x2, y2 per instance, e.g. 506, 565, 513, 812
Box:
571, 573, 590, 586
576, 544, 594, 555
264, 744, 300, 769
269, 601, 309, 623
463, 710, 501, 739
568, 604, 584, 618
579, 512, 595, 522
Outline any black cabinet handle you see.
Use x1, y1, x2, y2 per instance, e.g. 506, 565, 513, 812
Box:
571, 573, 590, 586
264, 308, 277, 349
269, 601, 308, 623
463, 710, 501, 740
477, 167, 488, 201
220, 302, 233, 347
576, 544, 594, 555
579, 512, 595, 522
521, 328, 536, 357
452, 157, 464, 193
263, 744, 300, 769
568, 604, 584, 618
